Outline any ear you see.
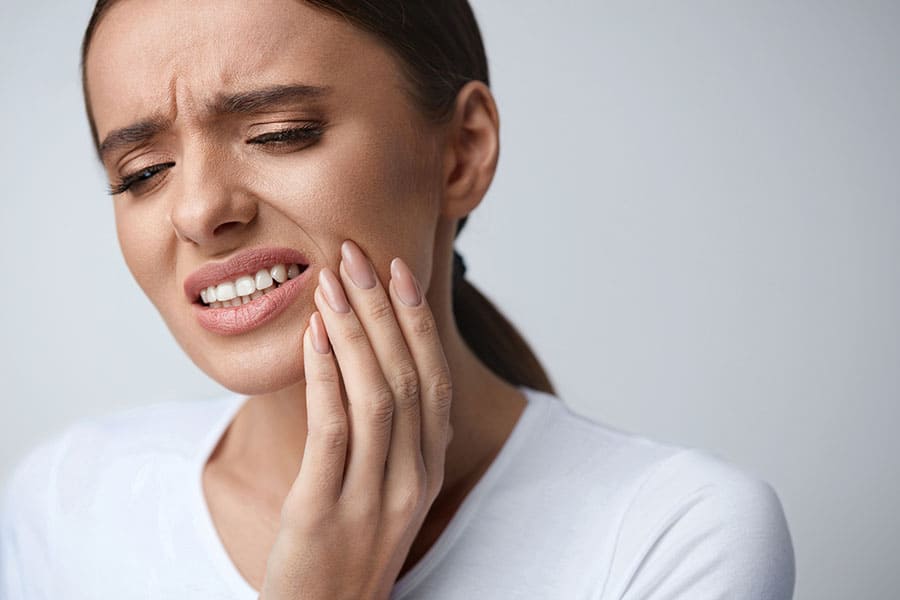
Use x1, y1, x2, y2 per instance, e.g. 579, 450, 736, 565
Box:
440, 80, 500, 220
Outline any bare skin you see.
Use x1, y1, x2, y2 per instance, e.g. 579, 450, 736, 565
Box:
204, 351, 524, 590
85, 0, 527, 595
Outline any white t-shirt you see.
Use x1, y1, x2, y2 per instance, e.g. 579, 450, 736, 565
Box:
0, 386, 795, 599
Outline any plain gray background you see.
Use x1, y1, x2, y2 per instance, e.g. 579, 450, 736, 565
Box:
2, 1, 898, 598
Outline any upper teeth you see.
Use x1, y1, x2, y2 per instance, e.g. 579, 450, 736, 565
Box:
200, 263, 303, 306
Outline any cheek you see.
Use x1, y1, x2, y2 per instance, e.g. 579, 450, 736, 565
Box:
113, 203, 174, 306
250, 122, 441, 265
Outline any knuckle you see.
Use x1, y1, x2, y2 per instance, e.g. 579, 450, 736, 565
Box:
427, 376, 453, 415
389, 482, 426, 517
368, 387, 396, 425
307, 420, 349, 450
366, 296, 396, 324
412, 312, 437, 337
341, 493, 381, 523
282, 493, 337, 531
342, 323, 368, 345
390, 368, 420, 409
310, 367, 341, 387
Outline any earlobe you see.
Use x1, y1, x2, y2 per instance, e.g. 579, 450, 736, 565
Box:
441, 80, 500, 220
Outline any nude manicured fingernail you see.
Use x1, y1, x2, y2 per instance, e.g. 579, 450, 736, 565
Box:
390, 257, 421, 307
318, 268, 351, 313
309, 312, 331, 354
341, 240, 376, 289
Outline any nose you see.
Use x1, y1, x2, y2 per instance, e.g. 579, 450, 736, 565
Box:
168, 148, 258, 248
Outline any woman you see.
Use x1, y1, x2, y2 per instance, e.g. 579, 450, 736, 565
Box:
0, 1, 795, 598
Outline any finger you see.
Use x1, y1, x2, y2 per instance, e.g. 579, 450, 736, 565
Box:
339, 240, 425, 510
291, 313, 346, 511
315, 268, 393, 503
388, 257, 453, 497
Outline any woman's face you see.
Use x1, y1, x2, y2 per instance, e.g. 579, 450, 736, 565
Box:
86, 0, 446, 394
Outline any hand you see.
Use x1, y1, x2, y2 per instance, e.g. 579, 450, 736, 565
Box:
258, 240, 454, 600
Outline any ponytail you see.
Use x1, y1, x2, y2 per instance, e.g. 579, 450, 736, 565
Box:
451, 242, 556, 395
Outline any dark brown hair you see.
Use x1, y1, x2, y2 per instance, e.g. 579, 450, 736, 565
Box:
80, 0, 556, 395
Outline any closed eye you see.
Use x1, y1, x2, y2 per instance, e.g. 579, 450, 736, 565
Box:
247, 122, 325, 145
107, 122, 326, 196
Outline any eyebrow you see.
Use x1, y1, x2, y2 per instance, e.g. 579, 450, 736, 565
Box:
97, 83, 331, 163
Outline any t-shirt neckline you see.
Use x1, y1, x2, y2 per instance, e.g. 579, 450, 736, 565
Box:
191, 385, 552, 599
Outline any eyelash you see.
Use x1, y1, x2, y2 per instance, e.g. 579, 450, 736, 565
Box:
107, 122, 326, 196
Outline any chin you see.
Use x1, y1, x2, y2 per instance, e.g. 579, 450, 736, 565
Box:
202, 342, 307, 396
168, 312, 309, 396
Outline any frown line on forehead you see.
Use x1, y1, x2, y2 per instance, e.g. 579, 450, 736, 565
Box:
97, 82, 332, 164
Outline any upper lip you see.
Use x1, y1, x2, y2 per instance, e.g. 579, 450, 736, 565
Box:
183, 246, 311, 302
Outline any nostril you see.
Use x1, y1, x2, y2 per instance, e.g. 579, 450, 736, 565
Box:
213, 221, 245, 237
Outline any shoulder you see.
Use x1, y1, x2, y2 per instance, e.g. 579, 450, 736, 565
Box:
1, 422, 79, 529
1, 395, 241, 594
625, 447, 795, 552
1, 394, 239, 530
0, 424, 73, 597
604, 447, 796, 599
524, 390, 795, 598
523, 390, 689, 491
1, 395, 241, 596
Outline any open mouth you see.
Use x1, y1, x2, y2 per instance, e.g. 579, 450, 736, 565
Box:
199, 263, 309, 308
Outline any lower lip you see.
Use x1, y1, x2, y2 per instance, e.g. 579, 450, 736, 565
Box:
191, 267, 312, 335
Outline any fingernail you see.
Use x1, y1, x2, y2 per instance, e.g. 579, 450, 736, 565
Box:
318, 268, 351, 313
390, 257, 421, 307
309, 311, 331, 354
341, 240, 376, 289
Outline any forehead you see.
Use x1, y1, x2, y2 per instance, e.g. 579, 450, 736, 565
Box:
86, 0, 404, 143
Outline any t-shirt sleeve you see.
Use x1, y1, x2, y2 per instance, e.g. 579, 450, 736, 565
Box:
601, 448, 796, 600
0, 437, 64, 600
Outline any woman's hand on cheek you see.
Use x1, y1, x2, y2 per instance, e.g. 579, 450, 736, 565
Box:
259, 240, 454, 600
